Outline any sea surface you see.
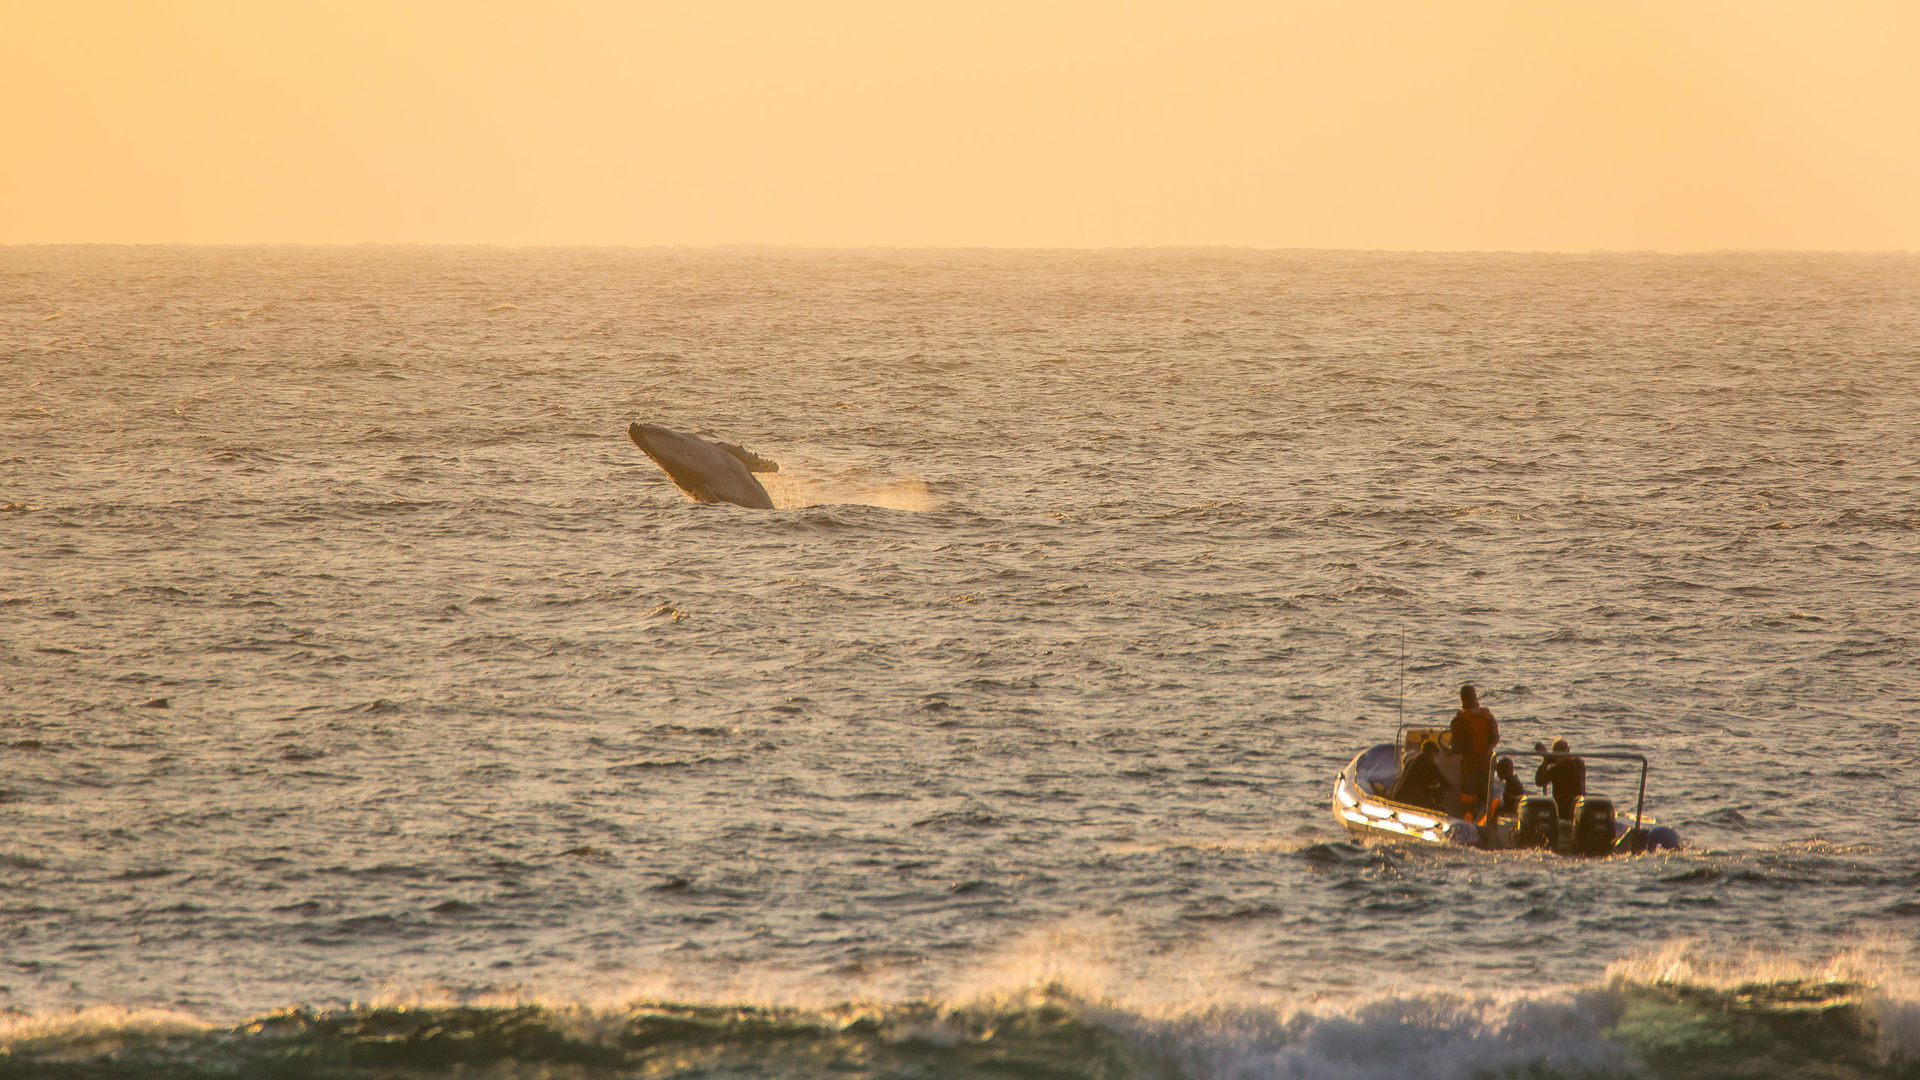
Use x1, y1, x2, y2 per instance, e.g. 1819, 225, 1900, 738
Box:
2, 247, 1918, 1078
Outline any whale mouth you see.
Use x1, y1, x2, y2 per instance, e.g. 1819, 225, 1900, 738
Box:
627, 423, 670, 465
628, 423, 704, 500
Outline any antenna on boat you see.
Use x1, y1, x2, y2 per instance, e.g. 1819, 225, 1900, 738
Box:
1392, 628, 1406, 754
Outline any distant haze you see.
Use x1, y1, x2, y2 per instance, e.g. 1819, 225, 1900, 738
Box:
5, 1, 1917, 250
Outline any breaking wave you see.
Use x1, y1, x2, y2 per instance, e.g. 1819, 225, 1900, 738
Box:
4, 946, 1914, 1079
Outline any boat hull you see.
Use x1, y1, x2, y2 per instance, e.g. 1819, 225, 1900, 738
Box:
1331, 744, 1479, 848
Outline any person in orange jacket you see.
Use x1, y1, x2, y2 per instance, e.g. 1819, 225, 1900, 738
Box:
1449, 683, 1499, 821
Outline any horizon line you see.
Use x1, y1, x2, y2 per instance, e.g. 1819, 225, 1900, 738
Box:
4, 241, 1917, 256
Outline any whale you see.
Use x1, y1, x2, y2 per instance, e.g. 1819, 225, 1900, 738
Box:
627, 422, 779, 509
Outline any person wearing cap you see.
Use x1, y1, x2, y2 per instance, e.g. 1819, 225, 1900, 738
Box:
1449, 684, 1499, 822
1534, 737, 1587, 821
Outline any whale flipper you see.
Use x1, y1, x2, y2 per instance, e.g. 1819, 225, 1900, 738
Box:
717, 442, 780, 474
627, 423, 777, 509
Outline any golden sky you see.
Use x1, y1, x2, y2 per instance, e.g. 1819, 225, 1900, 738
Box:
5, 1, 1916, 249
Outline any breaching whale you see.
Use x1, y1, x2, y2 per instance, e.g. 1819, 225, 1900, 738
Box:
627, 422, 780, 509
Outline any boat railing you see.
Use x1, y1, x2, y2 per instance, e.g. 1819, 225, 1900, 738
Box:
1501, 748, 1649, 850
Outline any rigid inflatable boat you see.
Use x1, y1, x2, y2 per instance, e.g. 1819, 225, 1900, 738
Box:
1330, 728, 1681, 855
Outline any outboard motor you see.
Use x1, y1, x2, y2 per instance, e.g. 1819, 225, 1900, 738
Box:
1515, 796, 1559, 850
1572, 796, 1616, 857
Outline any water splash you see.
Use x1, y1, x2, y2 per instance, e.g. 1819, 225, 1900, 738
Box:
764, 468, 937, 511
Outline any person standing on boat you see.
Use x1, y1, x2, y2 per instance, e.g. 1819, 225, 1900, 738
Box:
1534, 738, 1586, 820
1449, 684, 1499, 821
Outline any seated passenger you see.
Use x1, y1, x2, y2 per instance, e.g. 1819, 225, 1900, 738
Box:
1391, 738, 1450, 812
1534, 738, 1587, 821
1490, 756, 1524, 818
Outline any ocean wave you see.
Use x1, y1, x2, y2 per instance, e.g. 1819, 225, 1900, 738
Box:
3, 949, 1914, 1079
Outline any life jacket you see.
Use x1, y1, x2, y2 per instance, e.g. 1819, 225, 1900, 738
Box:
1452, 706, 1498, 758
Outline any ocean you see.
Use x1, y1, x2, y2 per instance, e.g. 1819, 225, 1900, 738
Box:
2, 246, 1917, 1078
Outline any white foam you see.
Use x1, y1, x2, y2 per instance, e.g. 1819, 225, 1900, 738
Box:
0, 1005, 208, 1050
1118, 991, 1629, 1080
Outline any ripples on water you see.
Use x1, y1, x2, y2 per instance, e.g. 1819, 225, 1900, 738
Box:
2, 248, 1917, 1076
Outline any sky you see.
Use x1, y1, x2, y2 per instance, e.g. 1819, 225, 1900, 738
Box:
4, 1, 1917, 250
